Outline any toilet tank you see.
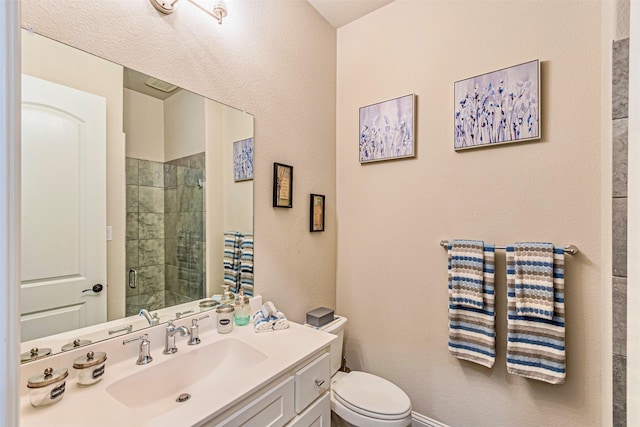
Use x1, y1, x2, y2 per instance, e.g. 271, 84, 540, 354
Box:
319, 316, 347, 376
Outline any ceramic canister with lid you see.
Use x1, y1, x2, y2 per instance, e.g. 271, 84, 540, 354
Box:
73, 350, 107, 386
27, 367, 68, 407
216, 304, 234, 333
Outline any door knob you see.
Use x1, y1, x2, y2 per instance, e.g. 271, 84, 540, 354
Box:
82, 284, 103, 293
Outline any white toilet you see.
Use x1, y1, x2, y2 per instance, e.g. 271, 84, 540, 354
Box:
318, 316, 412, 427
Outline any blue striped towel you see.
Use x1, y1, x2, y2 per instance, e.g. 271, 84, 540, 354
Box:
449, 240, 486, 309
223, 231, 242, 292
506, 245, 566, 384
239, 232, 254, 297
448, 243, 495, 368
513, 242, 555, 320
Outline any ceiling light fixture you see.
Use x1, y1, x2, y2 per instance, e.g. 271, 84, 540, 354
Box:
150, 0, 229, 25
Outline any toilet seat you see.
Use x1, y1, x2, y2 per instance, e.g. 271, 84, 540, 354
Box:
332, 371, 412, 421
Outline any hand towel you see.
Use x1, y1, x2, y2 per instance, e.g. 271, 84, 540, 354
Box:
513, 242, 555, 320
448, 243, 496, 368
261, 301, 278, 319
506, 245, 566, 384
253, 311, 273, 333
223, 231, 242, 293
253, 309, 289, 332
239, 233, 254, 297
449, 240, 486, 309
273, 311, 289, 330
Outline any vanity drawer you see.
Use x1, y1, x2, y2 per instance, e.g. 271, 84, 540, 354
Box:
294, 353, 330, 413
286, 392, 330, 427
215, 376, 295, 427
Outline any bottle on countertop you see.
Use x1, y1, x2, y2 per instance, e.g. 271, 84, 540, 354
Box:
234, 290, 250, 326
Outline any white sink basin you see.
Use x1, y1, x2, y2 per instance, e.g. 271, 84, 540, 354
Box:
105, 338, 267, 417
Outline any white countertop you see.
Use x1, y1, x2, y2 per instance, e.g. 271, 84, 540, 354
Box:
20, 318, 335, 427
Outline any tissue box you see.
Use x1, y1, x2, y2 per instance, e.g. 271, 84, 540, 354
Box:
306, 307, 334, 327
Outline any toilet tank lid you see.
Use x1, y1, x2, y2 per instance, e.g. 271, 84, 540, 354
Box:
333, 371, 411, 417
318, 315, 347, 333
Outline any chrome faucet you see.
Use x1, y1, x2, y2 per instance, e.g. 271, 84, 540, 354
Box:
139, 309, 160, 326
123, 334, 153, 365
187, 315, 210, 346
163, 320, 190, 354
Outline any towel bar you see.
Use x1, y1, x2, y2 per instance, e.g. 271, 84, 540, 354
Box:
439, 240, 579, 255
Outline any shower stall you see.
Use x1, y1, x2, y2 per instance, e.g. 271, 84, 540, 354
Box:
125, 153, 206, 316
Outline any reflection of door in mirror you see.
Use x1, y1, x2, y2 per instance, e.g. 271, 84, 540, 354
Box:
124, 77, 206, 315
20, 74, 108, 341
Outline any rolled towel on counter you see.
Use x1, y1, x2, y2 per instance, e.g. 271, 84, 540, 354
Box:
273, 311, 289, 330
253, 304, 290, 333
261, 301, 278, 319
253, 311, 273, 333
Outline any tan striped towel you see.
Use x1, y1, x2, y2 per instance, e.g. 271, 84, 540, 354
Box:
448, 244, 495, 368
506, 245, 566, 384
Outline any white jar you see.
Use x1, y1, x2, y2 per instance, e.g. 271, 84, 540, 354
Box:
26, 367, 68, 407
73, 351, 107, 386
216, 304, 234, 334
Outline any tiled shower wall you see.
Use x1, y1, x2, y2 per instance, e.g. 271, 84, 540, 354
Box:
126, 158, 166, 315
125, 153, 206, 316
164, 153, 206, 307
612, 37, 629, 427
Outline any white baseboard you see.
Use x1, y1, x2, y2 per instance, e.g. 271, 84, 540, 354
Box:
412, 411, 451, 427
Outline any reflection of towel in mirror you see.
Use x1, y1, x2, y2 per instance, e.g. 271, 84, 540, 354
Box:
239, 233, 254, 296
223, 231, 242, 292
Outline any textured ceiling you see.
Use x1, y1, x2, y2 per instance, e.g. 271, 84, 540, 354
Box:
307, 0, 395, 28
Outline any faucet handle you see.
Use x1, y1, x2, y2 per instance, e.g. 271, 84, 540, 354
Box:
188, 315, 210, 346
123, 334, 153, 365
191, 314, 210, 325
150, 312, 160, 325
176, 309, 194, 319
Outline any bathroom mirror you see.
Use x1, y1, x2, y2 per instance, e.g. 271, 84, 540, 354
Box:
19, 30, 254, 358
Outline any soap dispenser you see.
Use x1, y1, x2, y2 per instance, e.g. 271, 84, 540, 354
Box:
221, 285, 235, 305
234, 290, 250, 326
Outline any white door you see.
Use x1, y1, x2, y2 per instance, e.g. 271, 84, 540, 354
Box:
20, 74, 107, 341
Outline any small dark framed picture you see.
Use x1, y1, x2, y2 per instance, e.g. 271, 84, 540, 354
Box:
273, 162, 293, 208
310, 194, 325, 232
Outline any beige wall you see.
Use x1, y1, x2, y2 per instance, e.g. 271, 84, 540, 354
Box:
204, 101, 254, 296
123, 88, 164, 162
222, 107, 254, 233
205, 100, 224, 296
164, 89, 206, 161
20, 0, 338, 324
336, 1, 602, 426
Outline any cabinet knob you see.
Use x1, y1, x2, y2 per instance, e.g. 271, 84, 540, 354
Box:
314, 379, 325, 387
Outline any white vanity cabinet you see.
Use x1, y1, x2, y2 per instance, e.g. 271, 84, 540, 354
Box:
204, 352, 331, 427
286, 393, 331, 427
20, 321, 337, 427
212, 377, 296, 426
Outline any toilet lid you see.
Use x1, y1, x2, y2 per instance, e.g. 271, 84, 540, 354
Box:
333, 371, 411, 419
